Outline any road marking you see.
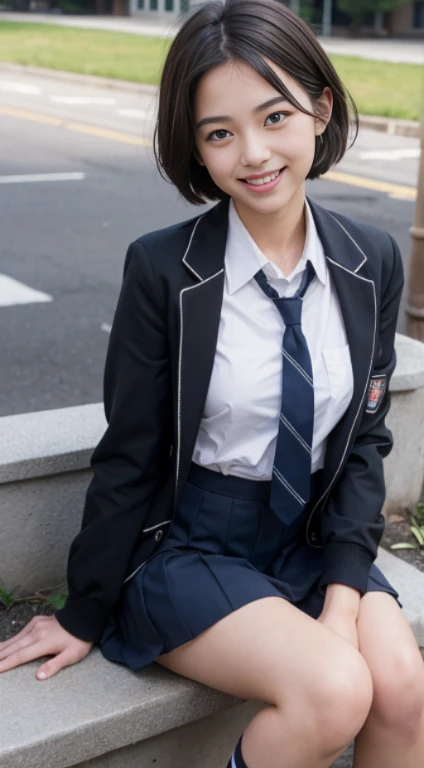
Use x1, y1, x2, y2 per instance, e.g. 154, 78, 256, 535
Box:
65, 121, 151, 145
101, 323, 111, 333
0, 274, 53, 307
118, 108, 149, 119
0, 105, 152, 146
0, 105, 417, 199
323, 170, 416, 201
0, 106, 62, 125
0, 172, 85, 184
359, 148, 421, 161
49, 95, 117, 105
0, 81, 41, 95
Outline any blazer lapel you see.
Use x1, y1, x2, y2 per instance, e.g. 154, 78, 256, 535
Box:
306, 198, 377, 544
174, 198, 230, 512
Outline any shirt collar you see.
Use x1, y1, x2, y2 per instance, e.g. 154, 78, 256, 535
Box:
225, 197, 328, 295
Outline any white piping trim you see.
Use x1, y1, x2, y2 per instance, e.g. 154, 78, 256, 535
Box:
142, 520, 172, 534
181, 214, 207, 281
305, 264, 377, 547
328, 213, 367, 273
175, 270, 225, 516
123, 559, 148, 584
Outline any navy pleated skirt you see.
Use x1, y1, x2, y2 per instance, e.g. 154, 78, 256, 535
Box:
98, 461, 402, 672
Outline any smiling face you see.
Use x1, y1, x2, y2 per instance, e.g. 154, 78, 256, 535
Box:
193, 58, 332, 219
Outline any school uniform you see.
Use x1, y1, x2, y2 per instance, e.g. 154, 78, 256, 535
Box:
55, 194, 404, 666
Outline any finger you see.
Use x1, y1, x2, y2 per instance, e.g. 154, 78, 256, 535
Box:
0, 640, 53, 674
37, 648, 80, 680
0, 635, 34, 662
0, 616, 47, 650
0, 628, 54, 662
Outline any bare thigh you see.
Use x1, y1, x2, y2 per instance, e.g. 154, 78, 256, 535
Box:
156, 596, 371, 709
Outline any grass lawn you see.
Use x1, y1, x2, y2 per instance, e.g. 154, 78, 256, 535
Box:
0, 21, 423, 121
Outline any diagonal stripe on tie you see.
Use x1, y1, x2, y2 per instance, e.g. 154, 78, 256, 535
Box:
279, 413, 312, 454
254, 259, 316, 527
282, 348, 313, 386
273, 467, 306, 506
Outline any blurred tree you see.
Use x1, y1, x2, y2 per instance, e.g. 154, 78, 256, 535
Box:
337, 0, 410, 26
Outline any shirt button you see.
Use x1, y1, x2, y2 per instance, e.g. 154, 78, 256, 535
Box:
155, 530, 163, 542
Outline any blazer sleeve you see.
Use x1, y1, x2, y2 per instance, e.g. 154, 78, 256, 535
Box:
55, 239, 172, 642
318, 233, 405, 597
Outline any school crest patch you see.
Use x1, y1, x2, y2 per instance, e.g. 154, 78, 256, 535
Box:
365, 374, 387, 414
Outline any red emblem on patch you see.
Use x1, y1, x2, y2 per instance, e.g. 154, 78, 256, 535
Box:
366, 375, 387, 413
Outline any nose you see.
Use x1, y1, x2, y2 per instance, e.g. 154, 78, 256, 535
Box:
239, 130, 272, 169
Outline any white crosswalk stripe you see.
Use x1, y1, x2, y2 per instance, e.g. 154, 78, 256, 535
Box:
0, 173, 85, 184
0, 274, 52, 306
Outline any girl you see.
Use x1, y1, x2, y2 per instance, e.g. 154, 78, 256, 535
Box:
1, 1, 424, 766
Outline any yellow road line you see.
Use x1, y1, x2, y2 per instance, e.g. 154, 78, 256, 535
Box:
0, 105, 417, 199
0, 105, 152, 147
323, 170, 416, 201
0, 105, 63, 126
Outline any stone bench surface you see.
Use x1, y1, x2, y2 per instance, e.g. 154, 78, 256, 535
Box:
0, 403, 106, 484
1, 548, 424, 768
1, 650, 244, 768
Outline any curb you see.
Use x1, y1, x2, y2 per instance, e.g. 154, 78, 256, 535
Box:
0, 61, 421, 139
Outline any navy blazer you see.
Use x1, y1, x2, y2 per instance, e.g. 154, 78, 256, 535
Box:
55, 195, 404, 643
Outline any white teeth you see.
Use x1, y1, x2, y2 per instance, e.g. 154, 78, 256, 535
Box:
245, 169, 280, 185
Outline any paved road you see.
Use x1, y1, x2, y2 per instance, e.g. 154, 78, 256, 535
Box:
1, 11, 424, 63
0, 69, 418, 417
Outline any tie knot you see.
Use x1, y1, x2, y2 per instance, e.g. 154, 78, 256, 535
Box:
274, 296, 302, 325
253, 259, 316, 327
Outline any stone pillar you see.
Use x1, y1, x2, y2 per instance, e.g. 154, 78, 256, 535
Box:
407, 119, 424, 341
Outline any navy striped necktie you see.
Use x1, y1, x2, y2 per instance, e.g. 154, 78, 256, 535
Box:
254, 260, 316, 526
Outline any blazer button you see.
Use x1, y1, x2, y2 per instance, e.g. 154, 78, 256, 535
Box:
310, 531, 318, 543
155, 529, 163, 542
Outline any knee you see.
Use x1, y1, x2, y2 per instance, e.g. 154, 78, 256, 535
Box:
369, 649, 424, 742
311, 647, 374, 756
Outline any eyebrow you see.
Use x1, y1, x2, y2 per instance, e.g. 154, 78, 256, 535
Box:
195, 95, 289, 130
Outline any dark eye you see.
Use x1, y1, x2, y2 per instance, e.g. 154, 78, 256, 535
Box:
207, 129, 231, 141
265, 112, 287, 125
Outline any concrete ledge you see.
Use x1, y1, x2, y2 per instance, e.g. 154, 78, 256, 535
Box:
0, 548, 423, 768
0, 402, 106, 484
383, 333, 424, 515
358, 114, 420, 139
0, 649, 263, 768
390, 332, 424, 391
376, 547, 424, 646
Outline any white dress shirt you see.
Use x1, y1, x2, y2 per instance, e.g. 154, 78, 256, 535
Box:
192, 197, 354, 478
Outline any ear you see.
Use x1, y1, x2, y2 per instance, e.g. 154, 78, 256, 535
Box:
314, 87, 333, 137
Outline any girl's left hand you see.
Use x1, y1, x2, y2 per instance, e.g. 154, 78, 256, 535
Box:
316, 610, 359, 650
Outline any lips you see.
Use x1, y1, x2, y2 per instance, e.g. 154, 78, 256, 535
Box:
241, 167, 283, 181
239, 167, 286, 184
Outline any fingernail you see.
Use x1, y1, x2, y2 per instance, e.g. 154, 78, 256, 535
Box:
37, 671, 47, 679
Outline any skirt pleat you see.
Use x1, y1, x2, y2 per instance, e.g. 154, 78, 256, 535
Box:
99, 462, 402, 672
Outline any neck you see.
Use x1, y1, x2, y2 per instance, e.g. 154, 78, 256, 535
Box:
232, 185, 307, 276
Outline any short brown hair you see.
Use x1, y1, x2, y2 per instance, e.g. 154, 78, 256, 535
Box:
154, 0, 359, 205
